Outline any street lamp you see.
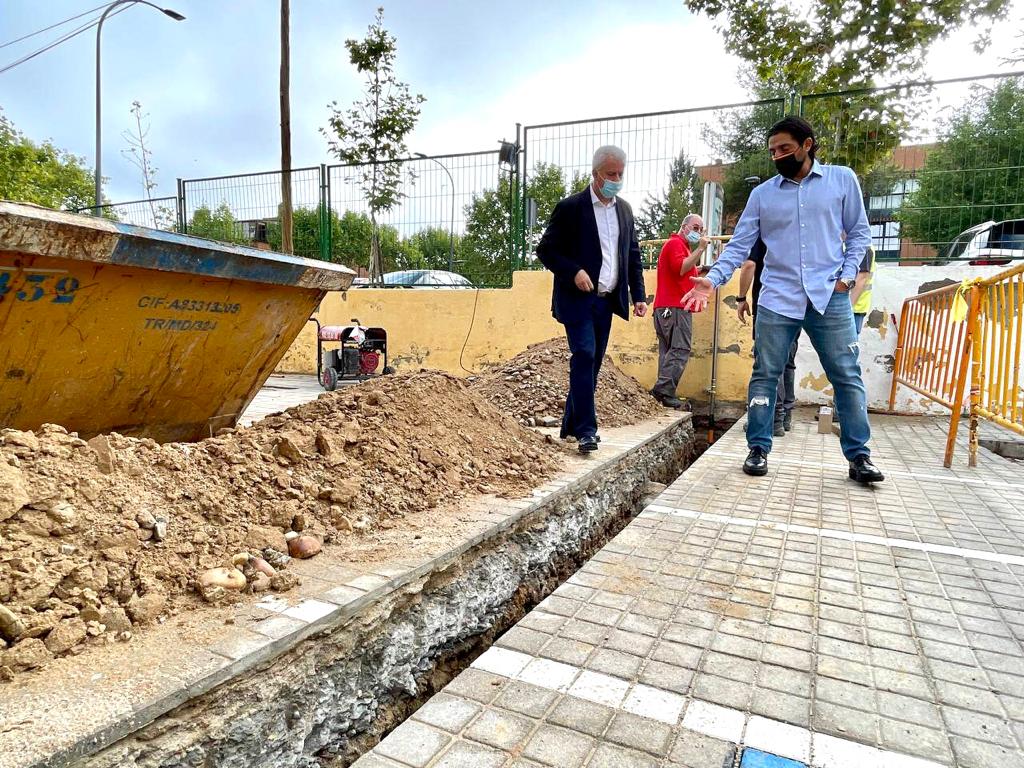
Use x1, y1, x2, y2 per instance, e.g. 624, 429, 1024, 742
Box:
94, 1, 185, 214
414, 152, 455, 272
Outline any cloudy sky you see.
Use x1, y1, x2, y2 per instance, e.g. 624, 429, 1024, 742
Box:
2, 0, 1022, 204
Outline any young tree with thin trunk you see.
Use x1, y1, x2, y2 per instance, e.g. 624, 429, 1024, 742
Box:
322, 7, 424, 283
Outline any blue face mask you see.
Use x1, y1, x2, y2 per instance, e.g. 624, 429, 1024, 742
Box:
685, 230, 701, 245
599, 176, 623, 198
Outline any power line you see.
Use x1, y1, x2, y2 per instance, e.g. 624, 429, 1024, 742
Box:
0, 3, 134, 77
0, 2, 110, 50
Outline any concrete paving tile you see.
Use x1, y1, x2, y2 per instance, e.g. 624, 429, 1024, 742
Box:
465, 708, 533, 751
639, 659, 694, 695
567, 670, 630, 708
548, 696, 615, 737
744, 715, 812, 763
682, 699, 745, 742
540, 636, 596, 666
586, 742, 659, 768
493, 679, 559, 718
374, 720, 450, 767
445, 669, 507, 704
604, 711, 672, 756
522, 724, 596, 767
667, 729, 735, 768
411, 693, 482, 733
586, 648, 643, 679
621, 683, 685, 725
432, 739, 506, 768
750, 687, 811, 728
950, 735, 1024, 768
879, 718, 954, 765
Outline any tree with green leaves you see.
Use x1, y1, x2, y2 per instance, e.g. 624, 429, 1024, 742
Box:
636, 150, 703, 241
322, 7, 425, 284
0, 111, 95, 211
897, 78, 1024, 251
406, 227, 460, 271
461, 175, 515, 286
683, 1, 1009, 89
523, 162, 575, 253
692, 1, 1012, 225
188, 203, 248, 245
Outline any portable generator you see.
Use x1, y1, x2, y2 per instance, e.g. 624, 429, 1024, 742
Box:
308, 318, 392, 391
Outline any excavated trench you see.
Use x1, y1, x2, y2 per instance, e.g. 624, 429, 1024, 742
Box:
75, 417, 698, 768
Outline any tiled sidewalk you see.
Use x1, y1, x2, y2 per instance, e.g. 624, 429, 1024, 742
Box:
353, 412, 1024, 768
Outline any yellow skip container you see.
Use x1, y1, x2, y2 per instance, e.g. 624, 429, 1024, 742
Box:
0, 202, 354, 442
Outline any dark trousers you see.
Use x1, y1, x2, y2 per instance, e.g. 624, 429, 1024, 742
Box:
560, 296, 613, 440
774, 338, 798, 425
652, 307, 693, 398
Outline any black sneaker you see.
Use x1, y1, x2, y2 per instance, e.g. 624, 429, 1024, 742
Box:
578, 435, 599, 453
849, 455, 884, 484
773, 421, 786, 437
783, 412, 793, 431
743, 447, 768, 476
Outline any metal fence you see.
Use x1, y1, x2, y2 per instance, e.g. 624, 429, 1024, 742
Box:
801, 71, 1024, 263
180, 166, 326, 260
72, 196, 179, 231
95, 70, 1024, 285
520, 98, 787, 268
327, 150, 514, 287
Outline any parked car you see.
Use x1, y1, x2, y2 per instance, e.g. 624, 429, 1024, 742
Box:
350, 269, 475, 288
944, 219, 1024, 266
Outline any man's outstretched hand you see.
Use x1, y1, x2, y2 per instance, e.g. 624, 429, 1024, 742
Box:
681, 277, 714, 312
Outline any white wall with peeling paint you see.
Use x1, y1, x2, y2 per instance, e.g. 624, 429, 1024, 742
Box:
793, 262, 1015, 415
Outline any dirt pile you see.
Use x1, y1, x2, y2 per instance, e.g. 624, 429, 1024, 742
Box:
469, 337, 663, 429
0, 372, 559, 677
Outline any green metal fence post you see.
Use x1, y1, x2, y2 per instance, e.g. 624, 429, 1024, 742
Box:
176, 178, 186, 233
319, 164, 330, 261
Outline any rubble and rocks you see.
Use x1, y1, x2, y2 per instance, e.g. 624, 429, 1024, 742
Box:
469, 337, 663, 428
0, 371, 558, 677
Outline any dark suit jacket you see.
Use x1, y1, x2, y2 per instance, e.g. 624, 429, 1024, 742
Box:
536, 188, 646, 324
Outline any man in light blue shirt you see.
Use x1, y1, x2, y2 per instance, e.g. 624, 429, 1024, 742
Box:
682, 116, 884, 484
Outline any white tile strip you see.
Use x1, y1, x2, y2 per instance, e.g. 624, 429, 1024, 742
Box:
706, 450, 1024, 491
468, 650, 945, 768
645, 504, 1024, 567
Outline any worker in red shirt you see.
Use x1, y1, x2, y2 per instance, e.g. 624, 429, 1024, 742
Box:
650, 214, 709, 408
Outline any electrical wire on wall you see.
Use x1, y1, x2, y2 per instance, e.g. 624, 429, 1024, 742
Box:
458, 286, 483, 375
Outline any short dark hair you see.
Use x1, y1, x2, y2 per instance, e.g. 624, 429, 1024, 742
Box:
768, 116, 818, 159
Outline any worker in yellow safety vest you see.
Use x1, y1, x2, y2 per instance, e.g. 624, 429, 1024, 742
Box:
849, 245, 876, 335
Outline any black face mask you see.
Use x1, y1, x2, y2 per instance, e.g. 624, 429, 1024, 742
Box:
774, 151, 806, 179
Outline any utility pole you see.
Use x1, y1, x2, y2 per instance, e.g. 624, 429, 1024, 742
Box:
280, 0, 294, 254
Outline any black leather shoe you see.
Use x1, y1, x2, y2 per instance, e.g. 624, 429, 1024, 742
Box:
578, 436, 599, 453
783, 412, 793, 431
773, 421, 786, 437
849, 455, 884, 484
743, 447, 768, 476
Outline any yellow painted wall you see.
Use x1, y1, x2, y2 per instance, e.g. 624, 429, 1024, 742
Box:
278, 269, 753, 403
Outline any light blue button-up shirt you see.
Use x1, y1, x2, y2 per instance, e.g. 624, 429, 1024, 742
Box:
707, 160, 871, 320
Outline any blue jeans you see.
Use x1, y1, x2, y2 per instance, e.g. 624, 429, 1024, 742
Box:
854, 312, 866, 335
750, 292, 871, 460
560, 295, 613, 440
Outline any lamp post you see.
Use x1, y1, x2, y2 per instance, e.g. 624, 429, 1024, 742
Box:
94, 1, 185, 215
414, 152, 455, 272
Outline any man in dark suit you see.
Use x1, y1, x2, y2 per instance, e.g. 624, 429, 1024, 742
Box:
537, 145, 648, 453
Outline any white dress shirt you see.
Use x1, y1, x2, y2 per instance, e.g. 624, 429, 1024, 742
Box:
590, 186, 619, 294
